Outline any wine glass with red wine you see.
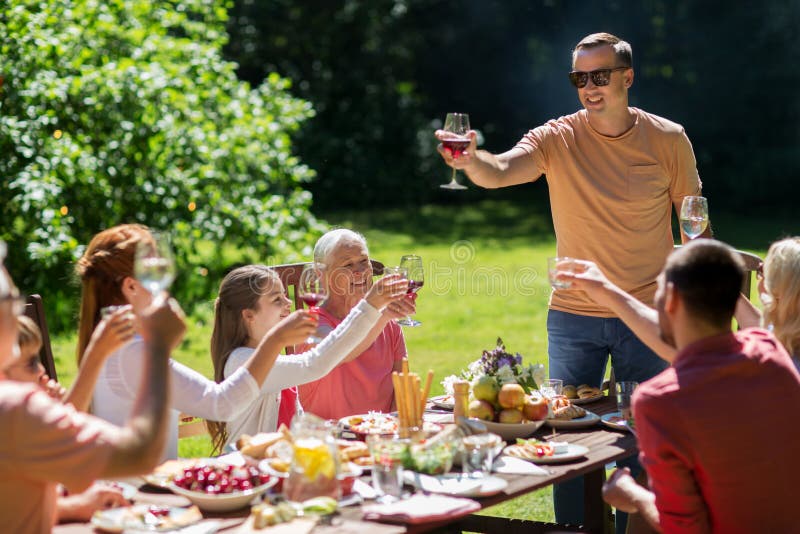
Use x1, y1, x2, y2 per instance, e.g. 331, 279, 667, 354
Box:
397, 255, 423, 326
298, 263, 328, 344
440, 113, 470, 190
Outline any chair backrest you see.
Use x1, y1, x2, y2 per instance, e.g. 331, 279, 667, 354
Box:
734, 249, 762, 300
23, 294, 57, 381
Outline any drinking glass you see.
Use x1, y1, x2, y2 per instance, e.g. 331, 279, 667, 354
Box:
134, 232, 176, 302
548, 257, 577, 289
397, 255, 423, 327
616, 381, 638, 423
680, 196, 709, 239
462, 433, 500, 478
440, 113, 470, 190
540, 378, 563, 399
367, 435, 406, 503
297, 263, 328, 344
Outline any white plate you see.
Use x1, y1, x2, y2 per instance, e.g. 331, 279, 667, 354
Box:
90, 504, 203, 532
430, 394, 454, 410
545, 410, 600, 429
403, 471, 508, 497
601, 411, 634, 433
477, 418, 546, 440
570, 393, 605, 405
503, 443, 589, 464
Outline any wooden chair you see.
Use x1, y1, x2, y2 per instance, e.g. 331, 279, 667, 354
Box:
24, 294, 57, 381
178, 259, 385, 440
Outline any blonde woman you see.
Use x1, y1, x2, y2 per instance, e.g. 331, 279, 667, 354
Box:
207, 264, 409, 452
736, 237, 800, 370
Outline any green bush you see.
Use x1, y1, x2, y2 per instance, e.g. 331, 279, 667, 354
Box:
0, 0, 323, 330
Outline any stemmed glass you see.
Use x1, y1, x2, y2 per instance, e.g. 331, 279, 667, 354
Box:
440, 113, 470, 190
680, 196, 709, 239
397, 255, 423, 327
297, 263, 328, 344
134, 232, 176, 303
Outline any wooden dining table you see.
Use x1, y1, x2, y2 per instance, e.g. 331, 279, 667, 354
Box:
54, 396, 636, 534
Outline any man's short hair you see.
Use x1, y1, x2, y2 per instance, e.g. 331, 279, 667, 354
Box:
664, 239, 745, 327
573, 32, 632, 67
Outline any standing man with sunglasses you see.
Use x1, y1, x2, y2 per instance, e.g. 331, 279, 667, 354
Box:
436, 32, 708, 531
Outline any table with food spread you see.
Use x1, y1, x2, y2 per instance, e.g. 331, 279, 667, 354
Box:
53, 390, 636, 534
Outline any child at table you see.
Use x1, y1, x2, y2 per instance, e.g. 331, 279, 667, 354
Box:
207, 264, 410, 452
2, 315, 136, 522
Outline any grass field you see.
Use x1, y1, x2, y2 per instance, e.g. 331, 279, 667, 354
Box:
47, 198, 791, 522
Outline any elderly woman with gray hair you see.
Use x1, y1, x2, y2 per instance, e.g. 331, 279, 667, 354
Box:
298, 229, 416, 419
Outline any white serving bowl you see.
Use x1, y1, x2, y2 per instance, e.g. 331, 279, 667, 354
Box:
474, 418, 546, 441
168, 478, 276, 512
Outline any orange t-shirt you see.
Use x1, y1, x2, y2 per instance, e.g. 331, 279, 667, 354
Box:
515, 107, 701, 316
0, 382, 117, 533
298, 308, 406, 420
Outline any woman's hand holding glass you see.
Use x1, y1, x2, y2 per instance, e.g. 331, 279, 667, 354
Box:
364, 272, 410, 311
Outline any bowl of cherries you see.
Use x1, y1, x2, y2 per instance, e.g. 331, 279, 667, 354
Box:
168, 461, 276, 512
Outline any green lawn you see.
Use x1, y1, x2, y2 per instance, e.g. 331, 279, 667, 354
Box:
48, 199, 790, 522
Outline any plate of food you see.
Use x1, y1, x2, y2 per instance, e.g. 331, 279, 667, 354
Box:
403, 471, 508, 497
600, 412, 635, 433
339, 412, 398, 437
336, 439, 373, 470
429, 394, 455, 410
91, 504, 203, 532
562, 384, 605, 405
503, 439, 589, 464
545, 408, 600, 429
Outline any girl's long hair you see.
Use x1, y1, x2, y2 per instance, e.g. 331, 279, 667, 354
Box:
207, 264, 280, 453
75, 224, 152, 364
763, 237, 800, 357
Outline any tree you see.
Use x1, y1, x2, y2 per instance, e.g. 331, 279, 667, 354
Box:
0, 0, 323, 329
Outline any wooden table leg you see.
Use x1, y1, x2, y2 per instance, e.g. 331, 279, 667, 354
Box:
583, 467, 614, 534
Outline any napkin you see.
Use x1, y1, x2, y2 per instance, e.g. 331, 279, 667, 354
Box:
362, 493, 480, 524
492, 455, 550, 475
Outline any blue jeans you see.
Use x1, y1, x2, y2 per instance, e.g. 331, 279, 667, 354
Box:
547, 309, 668, 533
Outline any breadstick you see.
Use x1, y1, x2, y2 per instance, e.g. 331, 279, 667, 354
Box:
391, 372, 406, 430
402, 358, 409, 375
403, 372, 416, 429
420, 369, 433, 415
411, 374, 420, 427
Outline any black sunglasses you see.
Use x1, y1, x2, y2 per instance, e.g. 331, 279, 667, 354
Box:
568, 66, 629, 88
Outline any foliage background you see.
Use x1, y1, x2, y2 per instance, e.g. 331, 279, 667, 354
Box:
1, 0, 323, 329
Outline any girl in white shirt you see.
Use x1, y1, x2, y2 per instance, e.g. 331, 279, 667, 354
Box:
76, 224, 319, 460
207, 264, 411, 451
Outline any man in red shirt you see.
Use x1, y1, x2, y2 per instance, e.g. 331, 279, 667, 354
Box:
557, 240, 800, 533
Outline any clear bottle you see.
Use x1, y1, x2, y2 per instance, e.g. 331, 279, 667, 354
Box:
284, 413, 340, 502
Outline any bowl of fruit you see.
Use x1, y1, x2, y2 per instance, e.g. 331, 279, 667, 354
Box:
469, 382, 549, 441
168, 461, 276, 512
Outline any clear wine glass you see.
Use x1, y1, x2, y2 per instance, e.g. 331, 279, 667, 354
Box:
134, 232, 176, 303
440, 113, 470, 190
397, 255, 423, 327
297, 263, 328, 344
680, 196, 709, 239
